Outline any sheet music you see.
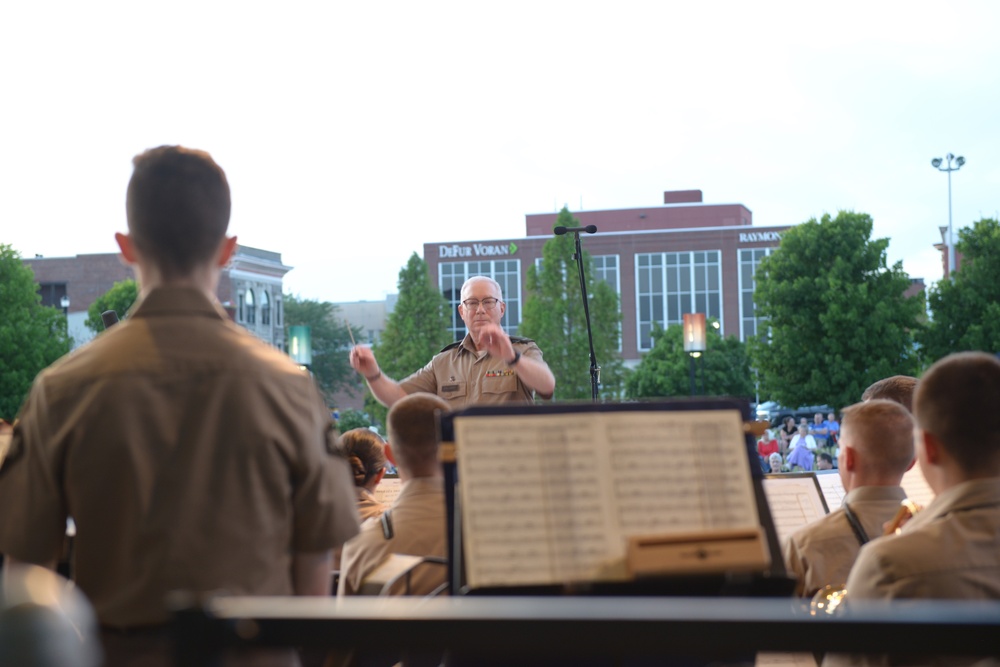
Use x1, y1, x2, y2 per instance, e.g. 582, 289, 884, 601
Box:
814, 470, 845, 510
454, 409, 760, 589
901, 465, 935, 509
374, 476, 402, 506
762, 475, 828, 544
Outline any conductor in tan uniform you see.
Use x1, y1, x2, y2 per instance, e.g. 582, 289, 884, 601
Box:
0, 146, 360, 667
782, 400, 914, 597
350, 275, 555, 409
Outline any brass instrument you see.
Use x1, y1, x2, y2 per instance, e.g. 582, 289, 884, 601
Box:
807, 498, 923, 616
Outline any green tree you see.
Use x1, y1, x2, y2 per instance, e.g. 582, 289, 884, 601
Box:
626, 322, 754, 399
519, 207, 625, 400
364, 253, 451, 429
336, 408, 373, 433
748, 211, 922, 410
85, 279, 138, 333
0, 245, 72, 420
919, 217, 1000, 362
283, 294, 356, 404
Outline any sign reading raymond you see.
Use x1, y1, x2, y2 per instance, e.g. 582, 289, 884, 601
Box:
738, 231, 782, 244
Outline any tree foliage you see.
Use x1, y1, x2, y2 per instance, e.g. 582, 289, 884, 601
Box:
0, 245, 72, 421
748, 211, 922, 410
919, 218, 1000, 362
283, 294, 356, 404
519, 207, 625, 400
336, 408, 373, 433
626, 322, 754, 399
364, 253, 451, 429
85, 279, 138, 333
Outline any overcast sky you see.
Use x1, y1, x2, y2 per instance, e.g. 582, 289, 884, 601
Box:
3, 1, 998, 304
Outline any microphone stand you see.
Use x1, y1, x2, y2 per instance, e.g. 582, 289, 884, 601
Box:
555, 225, 601, 401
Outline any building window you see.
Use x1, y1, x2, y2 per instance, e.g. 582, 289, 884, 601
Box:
37, 283, 68, 309
275, 298, 282, 326
636, 251, 722, 351
440, 259, 521, 341
739, 248, 773, 341
238, 293, 245, 322
260, 290, 271, 326
246, 288, 256, 325
592, 255, 621, 295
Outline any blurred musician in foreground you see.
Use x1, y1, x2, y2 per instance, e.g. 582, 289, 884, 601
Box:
847, 352, 1000, 600
0, 146, 360, 667
783, 400, 914, 597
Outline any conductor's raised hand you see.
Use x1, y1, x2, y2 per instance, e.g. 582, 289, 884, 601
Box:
349, 345, 380, 379
477, 322, 515, 363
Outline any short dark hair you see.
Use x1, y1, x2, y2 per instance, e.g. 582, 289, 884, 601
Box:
338, 428, 387, 488
387, 393, 449, 472
126, 146, 231, 277
914, 352, 1000, 473
862, 375, 918, 412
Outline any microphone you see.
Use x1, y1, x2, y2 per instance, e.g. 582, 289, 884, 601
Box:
101, 310, 120, 330
554, 225, 597, 235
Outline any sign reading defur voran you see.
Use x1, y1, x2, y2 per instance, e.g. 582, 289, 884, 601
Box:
438, 242, 519, 258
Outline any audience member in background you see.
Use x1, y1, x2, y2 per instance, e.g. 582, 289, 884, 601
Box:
0, 147, 360, 667
779, 417, 797, 455
812, 413, 829, 449
789, 424, 817, 452
339, 428, 390, 522
816, 452, 835, 470
787, 442, 814, 472
861, 375, 918, 412
783, 400, 913, 597
824, 412, 840, 448
846, 353, 1000, 601
768, 452, 786, 473
757, 430, 780, 461
339, 393, 450, 597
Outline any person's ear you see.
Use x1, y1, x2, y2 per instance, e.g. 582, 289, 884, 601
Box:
115, 232, 139, 265
374, 467, 387, 485
921, 430, 943, 466
843, 445, 857, 472
216, 235, 238, 268
499, 299, 506, 317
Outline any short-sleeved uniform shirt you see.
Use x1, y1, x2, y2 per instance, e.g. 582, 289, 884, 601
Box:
782, 485, 907, 597
0, 287, 360, 627
398, 334, 550, 409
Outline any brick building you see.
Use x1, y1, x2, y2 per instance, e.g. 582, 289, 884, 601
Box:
24, 245, 291, 349
423, 189, 791, 365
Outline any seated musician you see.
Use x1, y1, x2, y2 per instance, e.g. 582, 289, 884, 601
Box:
782, 400, 914, 597
338, 393, 450, 596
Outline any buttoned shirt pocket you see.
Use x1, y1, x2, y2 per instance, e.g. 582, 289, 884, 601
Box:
438, 380, 468, 401
482, 373, 518, 397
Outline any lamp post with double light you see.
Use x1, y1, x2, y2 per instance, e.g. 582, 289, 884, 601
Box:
931, 153, 966, 279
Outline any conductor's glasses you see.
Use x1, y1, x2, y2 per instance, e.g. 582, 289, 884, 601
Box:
462, 298, 500, 311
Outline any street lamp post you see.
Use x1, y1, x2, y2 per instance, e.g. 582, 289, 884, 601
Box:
59, 295, 70, 318
931, 153, 966, 279
683, 313, 706, 397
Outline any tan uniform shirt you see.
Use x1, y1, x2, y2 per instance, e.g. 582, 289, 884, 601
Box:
846, 478, 1000, 600
338, 477, 447, 596
398, 334, 550, 409
356, 486, 389, 522
0, 287, 360, 627
783, 485, 907, 597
